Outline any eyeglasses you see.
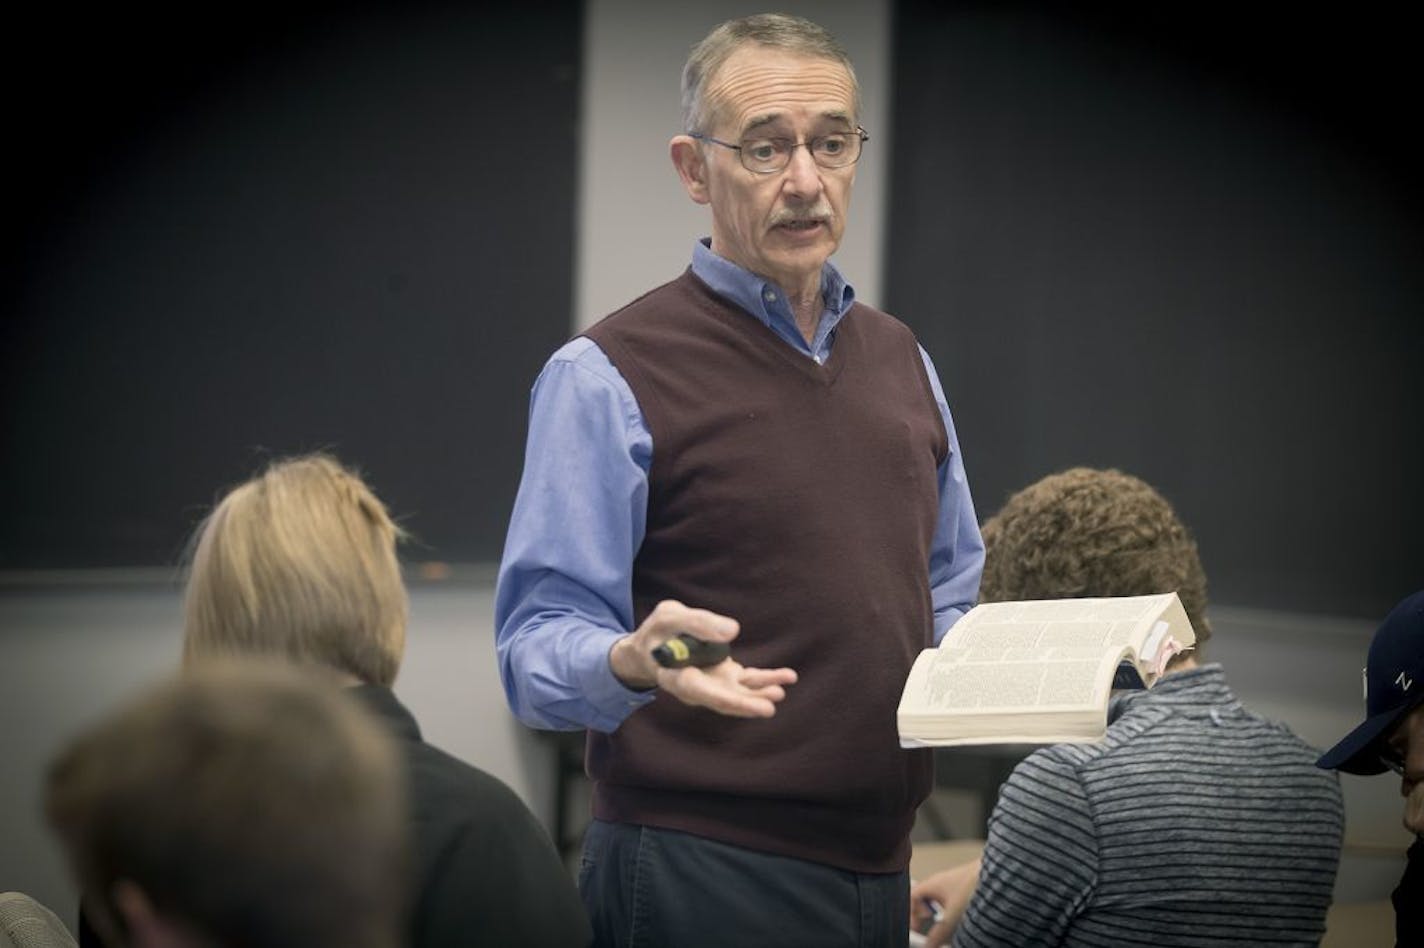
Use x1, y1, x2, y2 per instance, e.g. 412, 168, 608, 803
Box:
690, 127, 869, 174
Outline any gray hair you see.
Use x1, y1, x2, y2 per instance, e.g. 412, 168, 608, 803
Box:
681, 13, 860, 134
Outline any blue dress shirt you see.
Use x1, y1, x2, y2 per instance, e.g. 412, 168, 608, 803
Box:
495, 241, 984, 731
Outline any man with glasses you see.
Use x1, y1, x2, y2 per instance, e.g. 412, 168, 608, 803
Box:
496, 12, 983, 947
1318, 589, 1424, 946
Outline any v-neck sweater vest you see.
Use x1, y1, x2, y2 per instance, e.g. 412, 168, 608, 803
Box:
582, 270, 946, 872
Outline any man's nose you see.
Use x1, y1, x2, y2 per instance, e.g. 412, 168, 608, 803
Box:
780, 144, 822, 196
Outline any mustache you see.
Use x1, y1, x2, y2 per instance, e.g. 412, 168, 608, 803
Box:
768, 203, 834, 227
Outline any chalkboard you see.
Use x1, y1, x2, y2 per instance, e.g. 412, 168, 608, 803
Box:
886, 1, 1423, 619
2, 2, 582, 568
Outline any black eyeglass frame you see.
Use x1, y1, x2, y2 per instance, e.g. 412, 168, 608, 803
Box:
689, 126, 870, 174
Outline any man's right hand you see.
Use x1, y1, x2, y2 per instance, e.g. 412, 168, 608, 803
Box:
608, 599, 797, 718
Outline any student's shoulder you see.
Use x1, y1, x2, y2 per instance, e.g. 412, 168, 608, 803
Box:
402, 739, 531, 814
1007, 741, 1099, 795
1011, 704, 1176, 785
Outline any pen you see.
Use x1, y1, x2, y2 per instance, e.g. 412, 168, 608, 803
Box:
908, 893, 945, 947
909, 880, 945, 927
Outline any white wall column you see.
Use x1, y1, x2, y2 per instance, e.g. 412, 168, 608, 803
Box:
576, 0, 892, 329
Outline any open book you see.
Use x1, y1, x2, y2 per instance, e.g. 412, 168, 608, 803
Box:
897, 592, 1196, 747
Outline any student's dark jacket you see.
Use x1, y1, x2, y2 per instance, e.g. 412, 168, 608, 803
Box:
351, 685, 590, 948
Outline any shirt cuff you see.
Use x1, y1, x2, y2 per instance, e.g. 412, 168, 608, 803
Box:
572, 626, 658, 732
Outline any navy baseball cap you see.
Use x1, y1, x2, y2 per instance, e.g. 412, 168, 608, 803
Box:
1318, 590, 1424, 775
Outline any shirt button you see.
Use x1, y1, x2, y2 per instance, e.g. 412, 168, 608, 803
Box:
763, 290, 776, 302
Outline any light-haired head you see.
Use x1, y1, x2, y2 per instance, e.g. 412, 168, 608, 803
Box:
183, 453, 408, 686
981, 467, 1212, 651
681, 13, 860, 134
46, 659, 408, 948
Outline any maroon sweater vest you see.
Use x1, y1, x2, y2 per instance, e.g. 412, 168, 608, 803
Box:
582, 270, 946, 872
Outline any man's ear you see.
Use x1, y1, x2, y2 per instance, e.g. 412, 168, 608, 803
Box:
670, 135, 711, 206
112, 880, 201, 948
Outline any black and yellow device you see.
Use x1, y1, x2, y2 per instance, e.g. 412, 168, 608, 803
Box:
651, 633, 730, 669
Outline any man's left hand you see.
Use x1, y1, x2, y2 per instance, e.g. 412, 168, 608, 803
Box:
657, 656, 797, 718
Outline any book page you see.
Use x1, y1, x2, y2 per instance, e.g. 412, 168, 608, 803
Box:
944, 594, 1174, 653
917, 647, 1123, 711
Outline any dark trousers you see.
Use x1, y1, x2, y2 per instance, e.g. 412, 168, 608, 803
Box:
578, 819, 910, 948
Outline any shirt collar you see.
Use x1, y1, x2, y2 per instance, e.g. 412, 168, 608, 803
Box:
690, 239, 856, 344
1109, 663, 1239, 722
